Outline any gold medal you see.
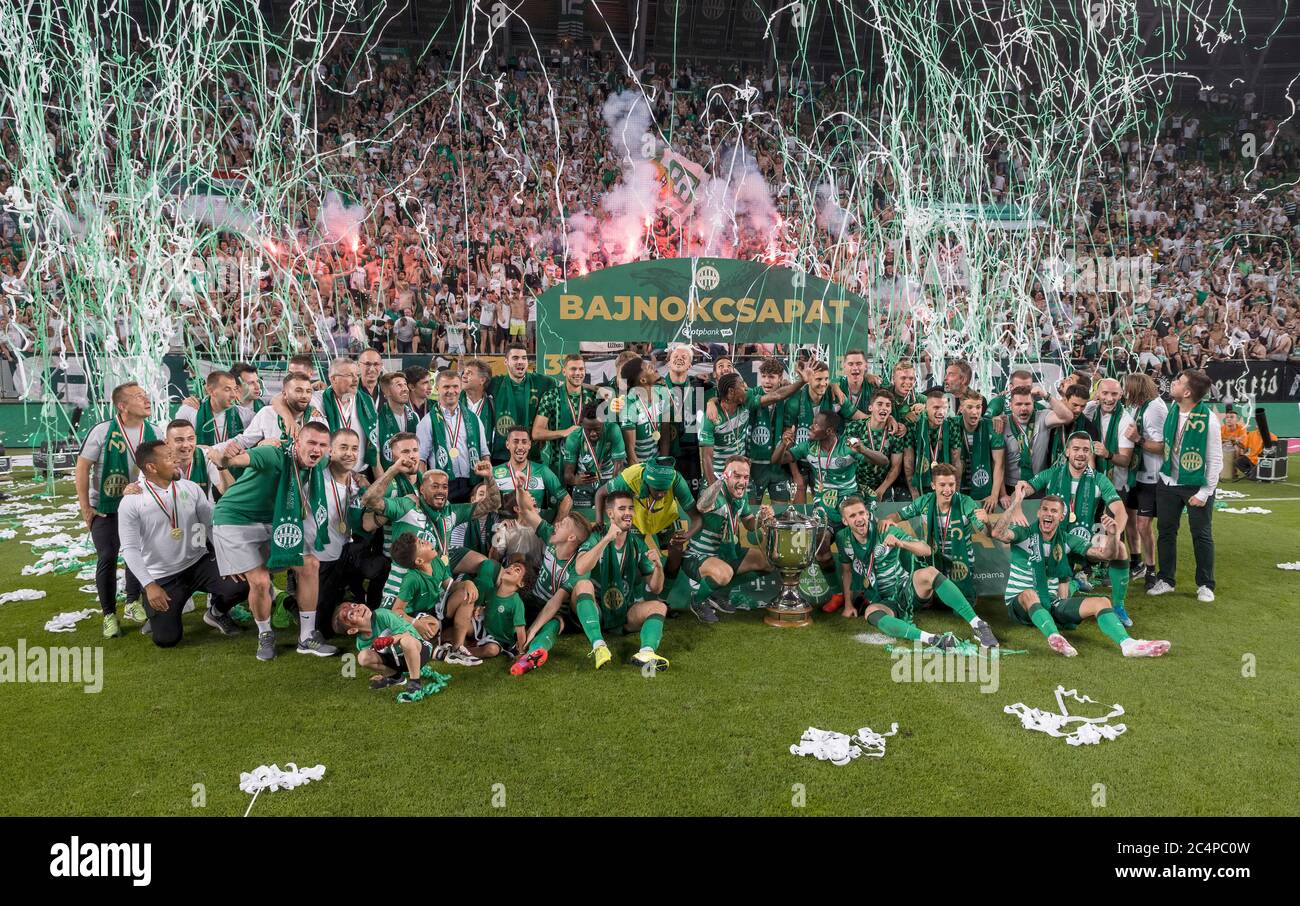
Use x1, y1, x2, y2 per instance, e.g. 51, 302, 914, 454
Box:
441, 554, 450, 566
1069, 511, 1077, 523
338, 520, 348, 534
449, 448, 460, 459
170, 527, 183, 540
930, 460, 938, 468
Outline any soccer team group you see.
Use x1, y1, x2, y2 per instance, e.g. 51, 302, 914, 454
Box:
74, 342, 1222, 695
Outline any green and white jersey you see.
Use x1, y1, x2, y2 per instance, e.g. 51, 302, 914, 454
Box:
843, 421, 904, 495
699, 388, 761, 480
531, 520, 584, 605
476, 559, 526, 644
493, 461, 567, 513
789, 437, 863, 512
784, 387, 857, 448
376, 473, 422, 557
747, 393, 785, 464
619, 385, 672, 461
686, 486, 751, 560
578, 530, 657, 612
561, 422, 626, 507
354, 607, 420, 652
383, 497, 472, 559
835, 524, 910, 598
395, 567, 446, 617
1003, 523, 1091, 605
1027, 462, 1121, 547
212, 445, 286, 526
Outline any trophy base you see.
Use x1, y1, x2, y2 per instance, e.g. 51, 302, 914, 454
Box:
764, 604, 812, 629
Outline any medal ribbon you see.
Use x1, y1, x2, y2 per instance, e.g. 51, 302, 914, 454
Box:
143, 479, 179, 533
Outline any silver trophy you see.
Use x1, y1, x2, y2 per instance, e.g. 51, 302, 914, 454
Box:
762, 509, 824, 628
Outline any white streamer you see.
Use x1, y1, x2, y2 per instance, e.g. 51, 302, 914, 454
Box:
789, 723, 900, 765
0, 589, 46, 606
45, 609, 99, 632
1004, 686, 1127, 747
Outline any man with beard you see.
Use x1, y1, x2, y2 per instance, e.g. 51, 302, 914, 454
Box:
356, 433, 423, 608
176, 370, 242, 448
844, 388, 907, 502
488, 343, 556, 463
562, 401, 626, 509
235, 373, 324, 448
118, 440, 248, 647
312, 428, 369, 634
375, 372, 420, 471
998, 385, 1040, 499
533, 354, 600, 472
1018, 431, 1131, 623
904, 388, 963, 497
618, 355, 672, 466
699, 371, 806, 484
567, 490, 671, 671
994, 490, 1170, 658
679, 456, 776, 625
213, 421, 339, 661
492, 426, 571, 521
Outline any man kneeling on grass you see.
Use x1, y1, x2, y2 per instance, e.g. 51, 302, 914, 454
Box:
333, 601, 431, 696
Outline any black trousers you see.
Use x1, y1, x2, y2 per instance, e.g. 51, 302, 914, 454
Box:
147, 553, 248, 648
1155, 482, 1215, 590
353, 534, 392, 609
317, 554, 353, 637
90, 513, 142, 616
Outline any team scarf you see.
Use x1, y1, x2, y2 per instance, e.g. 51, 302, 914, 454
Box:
1161, 399, 1211, 486
267, 446, 330, 570
920, 491, 974, 583
98, 418, 158, 514
542, 386, 597, 469
910, 416, 953, 490
376, 401, 419, 470
957, 415, 994, 499
194, 398, 241, 447
186, 447, 210, 496
1006, 413, 1036, 480
1041, 461, 1098, 529
426, 400, 485, 472
1094, 404, 1126, 487
1048, 414, 1090, 466
320, 387, 379, 469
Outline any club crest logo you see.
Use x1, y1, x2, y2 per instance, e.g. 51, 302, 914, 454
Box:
949, 561, 969, 581
602, 588, 624, 611
437, 447, 449, 467
273, 523, 303, 548
315, 505, 328, 526
821, 489, 839, 508
972, 466, 990, 487
695, 264, 720, 290
103, 474, 127, 497
1180, 450, 1203, 471
496, 415, 515, 436
752, 424, 771, 446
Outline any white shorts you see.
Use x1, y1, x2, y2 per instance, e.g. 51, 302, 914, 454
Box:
213, 523, 272, 576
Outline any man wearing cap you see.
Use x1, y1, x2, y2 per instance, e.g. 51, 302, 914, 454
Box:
595, 455, 695, 579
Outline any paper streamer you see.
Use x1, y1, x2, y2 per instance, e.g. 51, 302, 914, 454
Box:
1218, 507, 1272, 515
45, 609, 99, 632
239, 763, 326, 817
0, 589, 47, 606
790, 723, 900, 765
1004, 686, 1127, 746
1277, 562, 1300, 571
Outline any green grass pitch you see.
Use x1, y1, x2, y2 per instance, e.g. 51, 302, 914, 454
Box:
1, 468, 1297, 817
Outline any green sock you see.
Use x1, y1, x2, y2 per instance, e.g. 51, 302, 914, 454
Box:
868, 609, 923, 642
1096, 608, 1130, 647
1109, 562, 1130, 609
690, 574, 717, 604
639, 614, 665, 652
531, 619, 560, 652
574, 594, 604, 646
1026, 603, 1060, 639
934, 577, 977, 622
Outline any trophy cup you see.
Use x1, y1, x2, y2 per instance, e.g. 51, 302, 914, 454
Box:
762, 509, 823, 628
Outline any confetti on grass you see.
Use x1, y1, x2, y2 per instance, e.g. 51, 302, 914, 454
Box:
790, 724, 900, 765
0, 589, 47, 606
1004, 686, 1127, 747
239, 763, 326, 817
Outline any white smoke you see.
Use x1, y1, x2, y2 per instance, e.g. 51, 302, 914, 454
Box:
595, 91, 662, 264
318, 189, 367, 246
694, 144, 778, 257
816, 181, 854, 240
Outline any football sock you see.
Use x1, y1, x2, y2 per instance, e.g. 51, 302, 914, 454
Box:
255, 619, 272, 634
934, 576, 977, 622
690, 574, 718, 604
531, 619, 560, 652
1096, 608, 1131, 647
574, 593, 603, 646
299, 610, 316, 642
867, 608, 923, 642
1109, 561, 1130, 609
1025, 603, 1060, 639
1129, 552, 1140, 569
639, 614, 664, 652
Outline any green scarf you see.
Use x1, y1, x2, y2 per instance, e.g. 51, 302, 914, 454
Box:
1042, 461, 1098, 536
1161, 400, 1210, 486
910, 417, 953, 491
98, 418, 158, 515
321, 388, 379, 470
194, 398, 242, 446
1095, 404, 1124, 487
267, 447, 330, 570
426, 401, 485, 472
921, 492, 974, 585
376, 401, 419, 470
1007, 414, 1036, 480
187, 447, 210, 495
958, 416, 994, 499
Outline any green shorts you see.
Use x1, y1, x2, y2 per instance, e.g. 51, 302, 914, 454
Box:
447, 547, 473, 574
1006, 593, 1087, 631
749, 463, 792, 504
682, 544, 744, 582
865, 580, 925, 623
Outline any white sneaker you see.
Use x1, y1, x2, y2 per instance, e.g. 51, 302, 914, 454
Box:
1047, 633, 1078, 657
1196, 586, 1215, 603
444, 646, 483, 666
1146, 579, 1175, 596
